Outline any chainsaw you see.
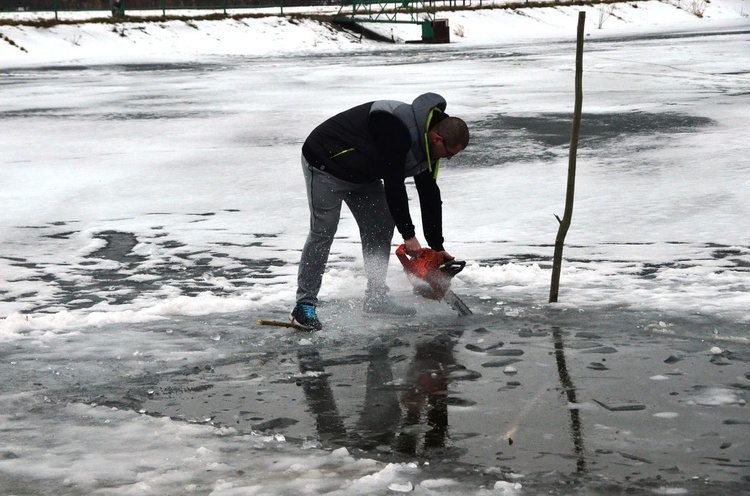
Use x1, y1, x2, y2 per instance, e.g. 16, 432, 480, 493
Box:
395, 244, 472, 316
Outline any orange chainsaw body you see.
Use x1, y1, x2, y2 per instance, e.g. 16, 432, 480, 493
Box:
395, 244, 465, 300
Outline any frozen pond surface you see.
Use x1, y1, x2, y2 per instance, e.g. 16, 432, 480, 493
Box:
3, 305, 749, 494
1, 16, 750, 495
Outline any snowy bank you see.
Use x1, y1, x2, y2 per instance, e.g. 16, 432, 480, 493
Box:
0, 0, 748, 67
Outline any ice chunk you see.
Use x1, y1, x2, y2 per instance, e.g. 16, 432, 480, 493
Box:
331, 447, 350, 458
593, 399, 646, 411
686, 387, 742, 406
388, 481, 413, 492
650, 375, 670, 381
481, 358, 522, 368
588, 362, 608, 371
420, 479, 458, 489
488, 349, 524, 357
653, 412, 679, 419
493, 480, 523, 493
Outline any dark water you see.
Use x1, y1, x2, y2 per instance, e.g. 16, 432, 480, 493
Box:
3, 292, 748, 494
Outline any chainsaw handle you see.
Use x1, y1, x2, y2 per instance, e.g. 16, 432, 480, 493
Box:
440, 260, 466, 270
396, 243, 424, 275
395, 244, 411, 266
439, 259, 466, 277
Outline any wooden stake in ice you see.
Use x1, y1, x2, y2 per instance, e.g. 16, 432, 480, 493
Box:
550, 11, 586, 303
257, 319, 309, 331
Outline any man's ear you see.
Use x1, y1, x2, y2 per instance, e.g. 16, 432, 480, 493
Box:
427, 129, 442, 144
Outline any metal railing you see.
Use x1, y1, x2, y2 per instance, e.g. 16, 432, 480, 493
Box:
2, 0, 324, 16
0, 0, 601, 28
1, 0, 566, 15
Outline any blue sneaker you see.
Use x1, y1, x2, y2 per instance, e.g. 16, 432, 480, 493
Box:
291, 303, 322, 331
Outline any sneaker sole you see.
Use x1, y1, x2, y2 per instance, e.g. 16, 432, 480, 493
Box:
291, 317, 322, 332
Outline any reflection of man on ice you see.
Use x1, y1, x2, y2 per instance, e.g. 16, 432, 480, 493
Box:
395, 334, 457, 455
298, 333, 463, 457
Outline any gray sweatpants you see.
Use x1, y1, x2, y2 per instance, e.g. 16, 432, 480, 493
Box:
296, 155, 395, 306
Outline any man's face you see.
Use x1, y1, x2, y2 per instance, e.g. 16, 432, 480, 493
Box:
430, 132, 465, 161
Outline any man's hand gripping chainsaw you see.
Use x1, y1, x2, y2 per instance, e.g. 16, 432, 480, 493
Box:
396, 245, 472, 315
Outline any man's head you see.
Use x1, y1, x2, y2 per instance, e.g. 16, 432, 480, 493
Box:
428, 117, 469, 161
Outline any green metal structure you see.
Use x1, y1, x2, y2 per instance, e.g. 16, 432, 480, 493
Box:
335, 0, 436, 25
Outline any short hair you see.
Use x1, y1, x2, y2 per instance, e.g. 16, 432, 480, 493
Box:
434, 117, 470, 149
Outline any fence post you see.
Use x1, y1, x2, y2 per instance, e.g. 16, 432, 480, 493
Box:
111, 0, 125, 18
549, 11, 585, 303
